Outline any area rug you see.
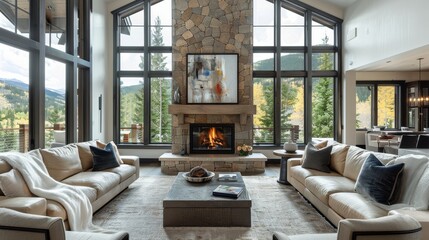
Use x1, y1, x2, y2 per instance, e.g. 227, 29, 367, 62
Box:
93, 176, 335, 240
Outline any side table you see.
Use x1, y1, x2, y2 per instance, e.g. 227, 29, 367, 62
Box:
273, 149, 304, 185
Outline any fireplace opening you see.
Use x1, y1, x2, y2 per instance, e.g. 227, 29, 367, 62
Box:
190, 123, 235, 154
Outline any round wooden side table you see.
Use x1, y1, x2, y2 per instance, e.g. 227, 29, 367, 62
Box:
273, 149, 304, 185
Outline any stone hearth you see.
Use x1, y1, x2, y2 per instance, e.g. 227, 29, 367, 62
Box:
159, 153, 267, 175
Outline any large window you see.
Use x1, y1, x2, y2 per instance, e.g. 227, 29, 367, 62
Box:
356, 82, 402, 130
253, 0, 342, 145
0, 0, 92, 151
113, 0, 172, 145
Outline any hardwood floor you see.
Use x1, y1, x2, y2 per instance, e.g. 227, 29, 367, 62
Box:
139, 162, 281, 177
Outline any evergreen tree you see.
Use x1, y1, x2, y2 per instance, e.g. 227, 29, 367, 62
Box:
312, 35, 334, 138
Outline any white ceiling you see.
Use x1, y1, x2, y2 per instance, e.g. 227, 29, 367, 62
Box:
320, 0, 358, 9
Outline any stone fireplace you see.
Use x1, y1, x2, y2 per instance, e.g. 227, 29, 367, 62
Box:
170, 0, 253, 155
189, 123, 235, 154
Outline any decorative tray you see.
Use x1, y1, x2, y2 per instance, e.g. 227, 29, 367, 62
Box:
182, 171, 215, 183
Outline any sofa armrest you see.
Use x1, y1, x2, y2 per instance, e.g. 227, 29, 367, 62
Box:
120, 155, 140, 178
389, 209, 429, 239
0, 208, 65, 240
0, 196, 47, 216
288, 158, 302, 167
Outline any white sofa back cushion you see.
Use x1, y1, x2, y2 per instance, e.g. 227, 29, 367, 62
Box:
411, 164, 429, 210
344, 146, 396, 181
40, 145, 82, 181
388, 154, 429, 204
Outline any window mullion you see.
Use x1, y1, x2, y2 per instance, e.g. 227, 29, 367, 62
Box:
143, 1, 151, 144
274, 0, 282, 145
304, 11, 312, 143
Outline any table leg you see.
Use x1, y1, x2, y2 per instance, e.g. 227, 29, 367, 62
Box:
277, 157, 290, 185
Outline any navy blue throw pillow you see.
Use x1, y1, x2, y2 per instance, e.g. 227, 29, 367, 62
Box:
355, 154, 404, 205
301, 143, 333, 173
90, 143, 120, 171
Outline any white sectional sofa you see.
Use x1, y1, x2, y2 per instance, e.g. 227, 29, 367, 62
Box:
0, 141, 139, 229
287, 144, 429, 239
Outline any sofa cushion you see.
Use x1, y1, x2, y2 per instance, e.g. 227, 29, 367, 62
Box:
61, 172, 121, 197
301, 144, 333, 173
75, 185, 97, 203
343, 146, 396, 181
40, 145, 82, 181
47, 199, 68, 220
0, 196, 47, 216
104, 164, 136, 182
329, 192, 388, 219
388, 154, 429, 204
355, 154, 404, 205
290, 166, 340, 185
305, 176, 355, 205
90, 144, 120, 171
411, 164, 429, 210
75, 141, 97, 171
0, 169, 33, 197
330, 144, 349, 175
96, 140, 123, 164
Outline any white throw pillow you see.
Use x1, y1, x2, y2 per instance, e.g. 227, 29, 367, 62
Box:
0, 169, 32, 197
387, 154, 429, 204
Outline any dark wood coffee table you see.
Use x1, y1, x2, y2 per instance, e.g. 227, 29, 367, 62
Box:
163, 172, 251, 227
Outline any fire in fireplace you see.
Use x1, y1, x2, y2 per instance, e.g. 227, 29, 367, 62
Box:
190, 123, 235, 154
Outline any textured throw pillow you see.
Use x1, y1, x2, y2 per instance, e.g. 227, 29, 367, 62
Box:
355, 154, 404, 205
96, 140, 123, 164
300, 140, 328, 164
301, 143, 333, 173
40, 145, 82, 181
0, 169, 32, 197
90, 143, 120, 171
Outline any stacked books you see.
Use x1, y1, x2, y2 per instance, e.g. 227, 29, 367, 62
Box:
212, 185, 244, 198
218, 173, 238, 182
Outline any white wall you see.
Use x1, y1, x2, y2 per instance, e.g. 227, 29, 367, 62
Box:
92, 1, 109, 142
343, 0, 429, 71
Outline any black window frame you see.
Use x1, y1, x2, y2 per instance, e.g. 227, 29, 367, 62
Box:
112, 0, 173, 148
253, 0, 343, 146
0, 0, 92, 150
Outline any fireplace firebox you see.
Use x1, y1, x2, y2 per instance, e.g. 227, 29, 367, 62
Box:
189, 123, 235, 154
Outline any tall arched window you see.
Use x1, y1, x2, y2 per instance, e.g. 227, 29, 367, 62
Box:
112, 0, 172, 145
253, 0, 342, 145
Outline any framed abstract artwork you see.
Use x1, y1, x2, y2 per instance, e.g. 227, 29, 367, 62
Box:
186, 53, 239, 104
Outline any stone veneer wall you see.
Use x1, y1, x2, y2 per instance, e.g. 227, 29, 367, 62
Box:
171, 0, 253, 154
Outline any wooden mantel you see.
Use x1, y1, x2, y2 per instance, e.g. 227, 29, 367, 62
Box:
168, 104, 256, 125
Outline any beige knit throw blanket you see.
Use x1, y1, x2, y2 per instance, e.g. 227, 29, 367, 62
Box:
0, 152, 94, 231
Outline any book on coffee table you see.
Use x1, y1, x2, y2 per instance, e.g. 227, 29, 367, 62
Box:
218, 173, 238, 182
212, 185, 244, 198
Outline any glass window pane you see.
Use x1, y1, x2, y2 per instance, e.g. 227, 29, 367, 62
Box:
312, 52, 334, 70
253, 78, 274, 144
120, 26, 144, 46
45, 1, 67, 51
254, 27, 274, 46
254, 0, 274, 25
356, 85, 373, 129
120, 77, 144, 143
377, 86, 396, 128
120, 53, 144, 71
281, 8, 304, 46
151, 26, 172, 46
312, 20, 334, 46
281, 53, 304, 70
150, 0, 172, 25
0, 43, 29, 152
281, 27, 304, 46
16, 6, 30, 38
150, 53, 171, 71
253, 53, 274, 71
0, 0, 30, 38
45, 58, 66, 147
281, 78, 304, 143
312, 77, 334, 140
125, 9, 144, 26
150, 77, 171, 144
